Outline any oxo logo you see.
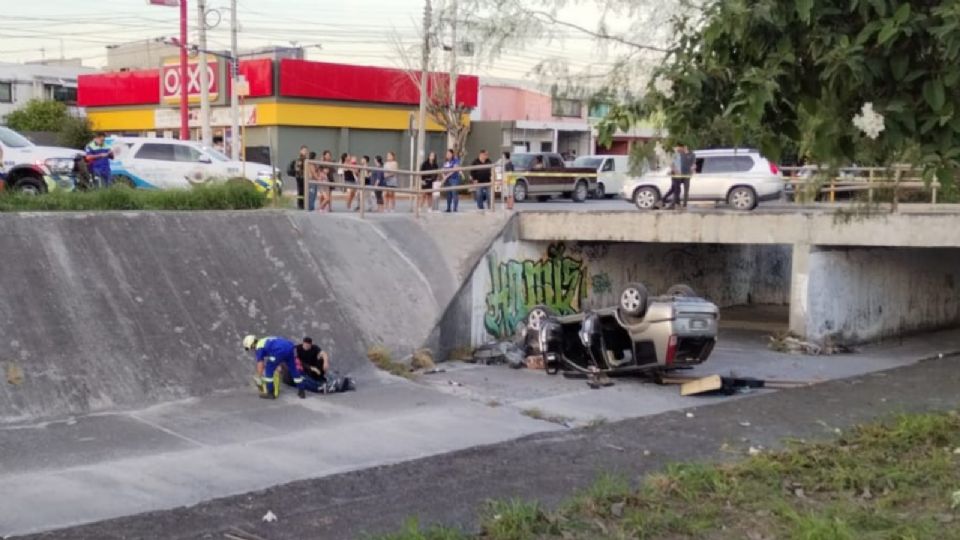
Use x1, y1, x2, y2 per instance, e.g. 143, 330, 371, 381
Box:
161, 61, 219, 101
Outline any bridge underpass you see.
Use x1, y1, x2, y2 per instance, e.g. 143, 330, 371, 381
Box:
508, 210, 960, 345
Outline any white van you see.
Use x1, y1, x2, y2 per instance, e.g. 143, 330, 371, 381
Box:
571, 155, 630, 199
109, 137, 277, 192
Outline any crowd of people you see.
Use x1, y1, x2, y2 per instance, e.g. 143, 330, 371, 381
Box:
288, 146, 508, 213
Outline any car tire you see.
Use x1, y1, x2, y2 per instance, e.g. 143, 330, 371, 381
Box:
727, 186, 758, 211
513, 180, 529, 203
593, 183, 606, 199
619, 282, 649, 318
12, 175, 45, 196
524, 304, 555, 333
666, 284, 696, 298
633, 186, 660, 210
572, 180, 589, 203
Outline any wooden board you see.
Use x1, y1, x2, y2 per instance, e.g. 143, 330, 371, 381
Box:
680, 375, 723, 396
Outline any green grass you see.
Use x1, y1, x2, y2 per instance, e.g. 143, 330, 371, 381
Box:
0, 182, 269, 211
375, 411, 960, 540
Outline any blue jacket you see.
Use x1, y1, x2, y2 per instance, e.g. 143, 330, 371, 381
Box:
254, 336, 296, 363
85, 140, 112, 172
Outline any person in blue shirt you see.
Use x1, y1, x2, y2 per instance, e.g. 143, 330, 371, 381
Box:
442, 148, 461, 213
243, 334, 306, 399
84, 132, 114, 187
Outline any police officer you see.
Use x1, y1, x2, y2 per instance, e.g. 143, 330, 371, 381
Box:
84, 132, 113, 187
243, 335, 306, 399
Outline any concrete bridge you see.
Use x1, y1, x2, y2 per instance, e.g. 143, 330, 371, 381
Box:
515, 208, 960, 344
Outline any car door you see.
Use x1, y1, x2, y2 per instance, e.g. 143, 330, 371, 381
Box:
173, 144, 215, 185
546, 154, 566, 192
527, 153, 550, 193
131, 143, 183, 189
689, 155, 732, 200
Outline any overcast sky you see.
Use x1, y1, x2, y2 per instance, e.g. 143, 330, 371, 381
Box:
0, 0, 621, 82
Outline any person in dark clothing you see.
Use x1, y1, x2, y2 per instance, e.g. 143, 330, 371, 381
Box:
372, 155, 386, 212
289, 145, 309, 210
419, 151, 439, 211
470, 149, 493, 210
662, 142, 695, 210
283, 337, 330, 392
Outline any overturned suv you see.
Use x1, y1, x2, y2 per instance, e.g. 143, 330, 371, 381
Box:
530, 283, 719, 377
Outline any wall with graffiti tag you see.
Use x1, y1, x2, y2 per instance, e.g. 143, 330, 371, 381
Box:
465, 236, 792, 342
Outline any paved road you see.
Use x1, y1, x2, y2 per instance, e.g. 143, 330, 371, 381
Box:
20, 354, 960, 540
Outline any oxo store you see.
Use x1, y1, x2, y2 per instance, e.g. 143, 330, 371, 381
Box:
78, 58, 478, 168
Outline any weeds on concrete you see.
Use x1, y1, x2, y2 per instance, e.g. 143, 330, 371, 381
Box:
411, 349, 436, 371
371, 518, 466, 540
521, 408, 572, 426
368, 346, 416, 380
0, 182, 268, 212
380, 410, 960, 539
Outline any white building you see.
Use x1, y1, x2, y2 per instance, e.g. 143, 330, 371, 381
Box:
0, 62, 97, 121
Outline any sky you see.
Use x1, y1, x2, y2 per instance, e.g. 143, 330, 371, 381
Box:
0, 0, 627, 82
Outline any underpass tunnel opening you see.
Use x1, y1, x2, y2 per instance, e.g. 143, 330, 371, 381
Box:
797, 245, 960, 345
470, 240, 793, 348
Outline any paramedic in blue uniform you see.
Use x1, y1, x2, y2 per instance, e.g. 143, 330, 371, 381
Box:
243, 335, 306, 399
84, 132, 113, 187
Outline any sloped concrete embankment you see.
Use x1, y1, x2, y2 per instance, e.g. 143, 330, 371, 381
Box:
0, 211, 508, 424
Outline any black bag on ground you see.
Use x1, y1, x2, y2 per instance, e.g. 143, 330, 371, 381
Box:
322, 371, 356, 393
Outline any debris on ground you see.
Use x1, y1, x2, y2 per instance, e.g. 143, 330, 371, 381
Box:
660, 374, 813, 396
472, 341, 526, 368
748, 445, 763, 456
521, 407, 572, 427
525, 355, 545, 370
410, 348, 436, 371
6, 362, 24, 385
261, 510, 277, 523
423, 368, 446, 375
685, 412, 695, 418
447, 380, 464, 387
768, 332, 857, 355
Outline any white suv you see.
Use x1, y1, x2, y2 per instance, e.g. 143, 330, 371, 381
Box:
0, 126, 79, 194
622, 148, 784, 211
109, 137, 277, 192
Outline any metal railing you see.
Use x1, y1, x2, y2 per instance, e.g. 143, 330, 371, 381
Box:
780, 166, 941, 204
302, 160, 500, 218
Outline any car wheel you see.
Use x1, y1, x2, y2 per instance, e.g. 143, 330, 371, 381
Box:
513, 180, 529, 203
593, 183, 606, 199
13, 175, 45, 196
666, 284, 696, 298
633, 186, 659, 210
572, 180, 589, 203
727, 186, 758, 211
619, 282, 649, 317
524, 304, 555, 333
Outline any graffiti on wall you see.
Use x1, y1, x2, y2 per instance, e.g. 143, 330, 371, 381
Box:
484, 243, 588, 338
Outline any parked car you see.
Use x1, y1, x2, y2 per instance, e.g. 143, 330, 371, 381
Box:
109, 137, 278, 192
529, 283, 719, 377
622, 148, 784, 211
572, 154, 631, 199
509, 152, 598, 203
0, 126, 78, 194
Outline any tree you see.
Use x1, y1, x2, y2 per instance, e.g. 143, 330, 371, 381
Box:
4, 99, 70, 133
57, 115, 94, 150
631, 0, 960, 187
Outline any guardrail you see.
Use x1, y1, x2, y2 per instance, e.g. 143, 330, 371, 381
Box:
304, 160, 499, 218
780, 166, 941, 204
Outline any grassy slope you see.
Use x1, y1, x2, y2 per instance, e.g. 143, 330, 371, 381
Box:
377, 411, 960, 540
0, 183, 270, 211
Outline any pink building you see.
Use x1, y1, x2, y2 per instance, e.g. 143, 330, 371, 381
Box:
469, 83, 593, 159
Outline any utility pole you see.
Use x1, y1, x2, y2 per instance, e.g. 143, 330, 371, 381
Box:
230, 0, 240, 160
198, 0, 212, 147
179, 0, 189, 140
447, 0, 459, 152
416, 0, 431, 171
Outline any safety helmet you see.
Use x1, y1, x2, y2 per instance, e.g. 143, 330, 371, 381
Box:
242, 335, 257, 351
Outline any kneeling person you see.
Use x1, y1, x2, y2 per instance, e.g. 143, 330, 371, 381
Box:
283, 336, 329, 393
243, 334, 306, 399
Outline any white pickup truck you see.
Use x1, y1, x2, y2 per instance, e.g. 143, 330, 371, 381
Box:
0, 126, 78, 194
